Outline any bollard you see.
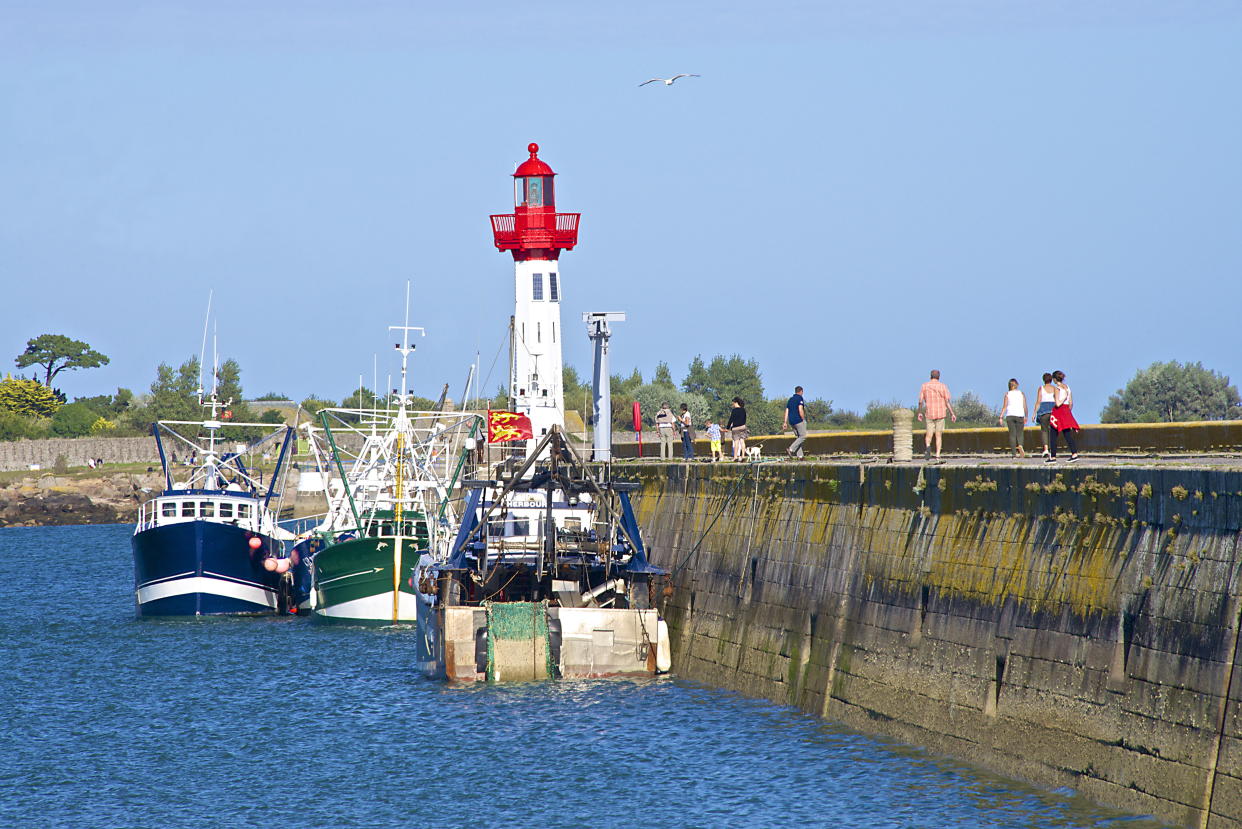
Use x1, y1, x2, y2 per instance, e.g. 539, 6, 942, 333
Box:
892, 408, 914, 462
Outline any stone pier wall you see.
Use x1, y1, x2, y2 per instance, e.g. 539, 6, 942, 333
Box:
627, 462, 1242, 827
0, 436, 160, 472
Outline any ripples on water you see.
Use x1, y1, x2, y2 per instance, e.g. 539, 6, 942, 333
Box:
0, 525, 1170, 828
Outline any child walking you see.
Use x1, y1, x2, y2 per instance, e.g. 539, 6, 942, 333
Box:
706, 417, 723, 463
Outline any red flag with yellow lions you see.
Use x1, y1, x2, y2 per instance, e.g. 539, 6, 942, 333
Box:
487, 410, 534, 442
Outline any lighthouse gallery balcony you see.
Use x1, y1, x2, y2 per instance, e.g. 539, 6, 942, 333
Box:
490, 212, 580, 252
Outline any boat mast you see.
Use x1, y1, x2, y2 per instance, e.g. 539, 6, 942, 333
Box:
388, 281, 425, 624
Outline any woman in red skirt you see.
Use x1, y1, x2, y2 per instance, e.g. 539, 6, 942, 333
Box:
1048, 369, 1080, 462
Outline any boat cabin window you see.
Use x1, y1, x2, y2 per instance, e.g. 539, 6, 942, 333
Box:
219, 502, 234, 519
161, 502, 177, 518
489, 517, 531, 537
181, 501, 196, 518
238, 504, 252, 519
199, 501, 215, 518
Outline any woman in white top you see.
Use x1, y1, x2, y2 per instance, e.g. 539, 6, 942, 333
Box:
997, 378, 1028, 457
1034, 372, 1058, 458
1049, 369, 1079, 462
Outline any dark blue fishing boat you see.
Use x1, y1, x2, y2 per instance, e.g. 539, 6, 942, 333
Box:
131, 397, 295, 617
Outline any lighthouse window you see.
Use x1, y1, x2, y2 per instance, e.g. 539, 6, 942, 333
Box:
552, 322, 556, 343
532, 274, 543, 301
537, 322, 542, 343
549, 273, 558, 301
526, 177, 543, 207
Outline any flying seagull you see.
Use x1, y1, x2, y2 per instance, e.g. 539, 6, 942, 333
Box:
639, 74, 700, 87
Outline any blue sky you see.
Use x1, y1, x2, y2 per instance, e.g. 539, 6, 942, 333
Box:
2, 2, 1240, 420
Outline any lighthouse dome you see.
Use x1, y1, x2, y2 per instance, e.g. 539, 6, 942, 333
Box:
514, 143, 555, 177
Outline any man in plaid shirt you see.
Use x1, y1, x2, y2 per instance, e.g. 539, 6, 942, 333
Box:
917, 369, 956, 462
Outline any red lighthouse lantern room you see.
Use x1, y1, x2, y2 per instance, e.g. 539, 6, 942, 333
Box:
490, 143, 580, 261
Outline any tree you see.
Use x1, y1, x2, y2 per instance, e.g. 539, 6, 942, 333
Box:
213, 358, 255, 423
144, 357, 202, 423
631, 384, 712, 431
1102, 361, 1242, 423
562, 366, 592, 419
653, 361, 674, 386
952, 391, 995, 425
683, 356, 710, 397
15, 334, 109, 387
861, 399, 912, 429
50, 402, 99, 437
0, 374, 62, 417
89, 416, 118, 434
340, 386, 382, 411
803, 398, 834, 425
74, 388, 133, 419
0, 410, 47, 441
300, 395, 336, 416
682, 354, 766, 421
746, 399, 783, 436
826, 409, 863, 429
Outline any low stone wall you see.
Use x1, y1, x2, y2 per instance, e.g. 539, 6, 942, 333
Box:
614, 419, 1242, 459
626, 461, 1242, 827
0, 436, 160, 472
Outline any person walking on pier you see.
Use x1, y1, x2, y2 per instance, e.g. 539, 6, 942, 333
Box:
1034, 372, 1057, 458
726, 397, 748, 461
678, 403, 696, 461
784, 386, 807, 459
918, 370, 956, 462
655, 401, 677, 459
998, 379, 1028, 457
1048, 370, 1080, 462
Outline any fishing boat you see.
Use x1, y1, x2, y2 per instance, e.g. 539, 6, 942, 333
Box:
293, 318, 482, 624
132, 397, 295, 617
415, 426, 671, 681
413, 141, 670, 680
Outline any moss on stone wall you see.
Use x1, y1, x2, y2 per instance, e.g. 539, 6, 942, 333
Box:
624, 461, 1242, 828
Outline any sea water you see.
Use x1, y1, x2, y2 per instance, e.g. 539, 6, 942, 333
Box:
0, 524, 1169, 828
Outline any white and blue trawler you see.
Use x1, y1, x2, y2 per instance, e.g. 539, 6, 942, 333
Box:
132, 397, 296, 617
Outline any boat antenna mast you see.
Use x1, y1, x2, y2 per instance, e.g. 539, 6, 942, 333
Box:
388, 281, 426, 421
193, 292, 232, 487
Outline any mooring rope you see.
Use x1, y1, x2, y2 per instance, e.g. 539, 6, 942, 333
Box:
667, 464, 756, 579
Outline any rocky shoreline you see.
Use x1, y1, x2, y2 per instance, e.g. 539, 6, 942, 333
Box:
0, 472, 163, 528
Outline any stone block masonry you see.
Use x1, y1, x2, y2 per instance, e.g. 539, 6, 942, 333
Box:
0, 436, 160, 472
625, 461, 1242, 828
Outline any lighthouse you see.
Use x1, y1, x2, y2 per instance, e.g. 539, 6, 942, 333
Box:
490, 143, 580, 446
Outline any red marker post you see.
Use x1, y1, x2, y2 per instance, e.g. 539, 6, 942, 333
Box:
633, 401, 643, 458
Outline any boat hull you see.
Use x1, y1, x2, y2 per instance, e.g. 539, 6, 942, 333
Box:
132, 521, 286, 617
418, 602, 671, 682
311, 536, 425, 624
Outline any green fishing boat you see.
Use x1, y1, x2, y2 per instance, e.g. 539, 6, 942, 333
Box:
294, 298, 482, 624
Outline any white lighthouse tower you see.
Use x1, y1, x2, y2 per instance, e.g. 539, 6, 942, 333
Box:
490, 143, 581, 448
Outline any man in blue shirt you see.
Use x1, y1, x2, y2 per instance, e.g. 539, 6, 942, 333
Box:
784, 386, 807, 458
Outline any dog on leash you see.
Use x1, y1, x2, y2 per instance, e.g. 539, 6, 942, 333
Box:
746, 446, 762, 461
